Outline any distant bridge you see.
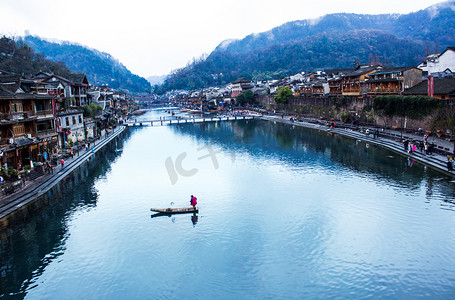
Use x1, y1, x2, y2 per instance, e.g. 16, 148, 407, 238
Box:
125, 115, 257, 127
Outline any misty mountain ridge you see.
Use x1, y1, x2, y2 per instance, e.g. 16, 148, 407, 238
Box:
156, 0, 455, 93
21, 35, 151, 93
217, 0, 455, 54
147, 75, 168, 86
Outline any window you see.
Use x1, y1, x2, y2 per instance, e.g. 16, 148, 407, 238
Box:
73, 116, 76, 125
66, 117, 69, 126
11, 101, 23, 113
79, 115, 82, 123
12, 124, 25, 136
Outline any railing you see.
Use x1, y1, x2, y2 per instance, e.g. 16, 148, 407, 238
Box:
37, 129, 56, 136
342, 88, 361, 93
35, 110, 53, 118
368, 89, 401, 94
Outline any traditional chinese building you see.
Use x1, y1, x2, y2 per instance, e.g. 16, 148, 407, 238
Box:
230, 78, 253, 98
341, 65, 382, 97
402, 78, 455, 100
0, 74, 57, 171
366, 67, 422, 96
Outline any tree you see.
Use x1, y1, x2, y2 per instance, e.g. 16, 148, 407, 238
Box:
244, 89, 255, 105
373, 95, 440, 138
236, 93, 246, 106
82, 103, 103, 118
274, 86, 293, 105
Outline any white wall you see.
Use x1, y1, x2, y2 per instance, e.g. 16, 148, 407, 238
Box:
428, 49, 455, 74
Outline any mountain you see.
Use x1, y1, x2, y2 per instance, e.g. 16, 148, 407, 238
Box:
21, 35, 151, 93
157, 0, 455, 93
0, 36, 74, 78
147, 75, 167, 86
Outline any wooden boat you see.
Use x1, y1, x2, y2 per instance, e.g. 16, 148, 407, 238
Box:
150, 207, 198, 214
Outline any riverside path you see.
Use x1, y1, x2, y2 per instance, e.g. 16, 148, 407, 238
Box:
0, 126, 126, 228
261, 115, 455, 177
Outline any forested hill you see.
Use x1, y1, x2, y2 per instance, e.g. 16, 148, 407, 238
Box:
0, 36, 74, 78
157, 0, 455, 93
22, 35, 151, 93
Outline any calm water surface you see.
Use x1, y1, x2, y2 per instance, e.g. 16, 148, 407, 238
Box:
1, 109, 455, 299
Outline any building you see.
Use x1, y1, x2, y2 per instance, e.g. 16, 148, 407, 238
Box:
41, 73, 90, 107
0, 74, 57, 171
341, 65, 382, 97
402, 78, 455, 100
418, 47, 455, 77
366, 67, 422, 96
56, 109, 85, 148
230, 78, 253, 98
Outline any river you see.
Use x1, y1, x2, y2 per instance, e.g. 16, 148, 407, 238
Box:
1, 109, 455, 299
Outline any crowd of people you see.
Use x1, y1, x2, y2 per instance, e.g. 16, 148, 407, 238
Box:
403, 134, 435, 156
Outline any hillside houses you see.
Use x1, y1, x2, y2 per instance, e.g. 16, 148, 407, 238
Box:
171, 47, 454, 110
0, 71, 130, 173
366, 67, 422, 95
418, 47, 455, 78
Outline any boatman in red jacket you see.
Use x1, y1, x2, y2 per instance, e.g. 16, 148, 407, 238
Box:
190, 195, 197, 209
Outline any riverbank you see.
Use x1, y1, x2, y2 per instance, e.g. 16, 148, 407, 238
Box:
260, 115, 455, 177
0, 126, 126, 229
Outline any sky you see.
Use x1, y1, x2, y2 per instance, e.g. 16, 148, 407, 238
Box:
0, 0, 448, 78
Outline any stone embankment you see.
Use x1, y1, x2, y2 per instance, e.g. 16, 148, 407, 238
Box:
260, 115, 455, 177
0, 126, 126, 228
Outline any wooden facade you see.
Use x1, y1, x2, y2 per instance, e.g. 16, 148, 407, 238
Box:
366, 67, 422, 96
342, 66, 382, 97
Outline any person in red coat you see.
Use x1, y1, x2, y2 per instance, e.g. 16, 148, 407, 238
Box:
190, 195, 197, 209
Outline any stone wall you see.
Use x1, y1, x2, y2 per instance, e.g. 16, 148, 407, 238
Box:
255, 95, 445, 131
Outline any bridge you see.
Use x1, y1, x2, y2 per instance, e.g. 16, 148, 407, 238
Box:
125, 115, 257, 127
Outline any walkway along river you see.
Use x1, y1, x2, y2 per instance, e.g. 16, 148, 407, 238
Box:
260, 114, 455, 177
0, 126, 126, 229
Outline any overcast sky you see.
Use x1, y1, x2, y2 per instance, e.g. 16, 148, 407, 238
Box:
0, 0, 447, 78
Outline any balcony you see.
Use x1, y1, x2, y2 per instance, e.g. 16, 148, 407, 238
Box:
368, 88, 401, 95
0, 111, 34, 121
37, 129, 56, 137
35, 110, 54, 119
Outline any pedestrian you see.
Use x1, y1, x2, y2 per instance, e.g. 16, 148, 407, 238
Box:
61, 158, 65, 168
428, 143, 434, 155
419, 141, 424, 152
448, 158, 454, 171
190, 195, 198, 209
70, 150, 73, 158
403, 139, 409, 151
85, 143, 88, 152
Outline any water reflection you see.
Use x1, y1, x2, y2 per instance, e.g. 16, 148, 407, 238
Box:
150, 212, 199, 228
191, 213, 198, 226
171, 120, 437, 190
0, 130, 130, 298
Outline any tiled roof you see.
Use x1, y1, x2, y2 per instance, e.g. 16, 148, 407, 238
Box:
68, 74, 88, 85
231, 78, 251, 84
0, 75, 21, 96
0, 74, 21, 84
14, 137, 36, 148
324, 68, 353, 76
0, 84, 16, 97
343, 66, 382, 78
370, 67, 417, 76
403, 78, 455, 95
